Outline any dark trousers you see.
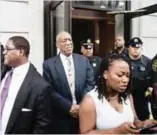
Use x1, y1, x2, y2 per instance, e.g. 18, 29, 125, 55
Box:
133, 96, 150, 120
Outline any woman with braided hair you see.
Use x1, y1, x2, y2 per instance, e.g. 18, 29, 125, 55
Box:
79, 54, 156, 134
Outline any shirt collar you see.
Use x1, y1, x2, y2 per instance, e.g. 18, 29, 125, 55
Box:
12, 62, 30, 75
60, 53, 72, 61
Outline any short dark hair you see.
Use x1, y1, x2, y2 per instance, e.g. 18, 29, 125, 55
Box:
97, 54, 132, 103
9, 36, 30, 57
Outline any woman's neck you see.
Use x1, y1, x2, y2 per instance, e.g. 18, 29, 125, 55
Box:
107, 89, 119, 100
108, 94, 118, 100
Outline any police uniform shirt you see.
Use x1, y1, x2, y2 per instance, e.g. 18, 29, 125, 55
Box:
127, 37, 152, 120
129, 55, 152, 120
129, 55, 151, 93
152, 54, 157, 83
88, 56, 102, 83
127, 37, 151, 83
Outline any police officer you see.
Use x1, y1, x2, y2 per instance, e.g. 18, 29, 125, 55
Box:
151, 54, 157, 120
127, 37, 152, 120
109, 35, 128, 57
81, 39, 102, 85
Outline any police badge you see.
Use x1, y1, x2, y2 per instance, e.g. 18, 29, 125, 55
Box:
152, 59, 157, 72
134, 38, 138, 43
92, 63, 96, 67
87, 39, 91, 43
140, 66, 145, 71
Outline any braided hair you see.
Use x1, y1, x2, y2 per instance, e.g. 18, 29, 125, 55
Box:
96, 54, 132, 103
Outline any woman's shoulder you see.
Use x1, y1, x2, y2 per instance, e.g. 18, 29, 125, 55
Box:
86, 88, 105, 105
80, 92, 96, 112
87, 88, 99, 98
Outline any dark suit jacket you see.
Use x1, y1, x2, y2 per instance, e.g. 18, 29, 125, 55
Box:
2, 64, 53, 134
43, 53, 95, 133
1, 64, 11, 80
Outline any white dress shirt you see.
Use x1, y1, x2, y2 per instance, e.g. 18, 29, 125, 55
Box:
60, 53, 76, 104
0, 62, 30, 134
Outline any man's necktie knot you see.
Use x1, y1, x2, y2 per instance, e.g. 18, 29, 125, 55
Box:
66, 57, 71, 67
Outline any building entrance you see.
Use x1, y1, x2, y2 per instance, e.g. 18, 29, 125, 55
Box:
72, 19, 94, 54
44, 1, 117, 58
72, 9, 115, 57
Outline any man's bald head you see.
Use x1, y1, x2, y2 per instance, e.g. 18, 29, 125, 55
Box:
56, 31, 73, 56
56, 31, 71, 43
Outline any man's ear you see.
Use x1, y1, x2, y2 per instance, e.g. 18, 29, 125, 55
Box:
56, 43, 59, 48
19, 49, 24, 56
103, 70, 108, 79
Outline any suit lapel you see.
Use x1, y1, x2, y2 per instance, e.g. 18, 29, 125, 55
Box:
73, 54, 79, 92
54, 55, 72, 97
1, 64, 11, 80
5, 64, 34, 133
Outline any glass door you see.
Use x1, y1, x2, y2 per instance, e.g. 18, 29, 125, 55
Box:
51, 1, 72, 55
44, 1, 72, 59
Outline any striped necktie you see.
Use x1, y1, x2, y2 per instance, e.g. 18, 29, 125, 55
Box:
66, 57, 76, 104
66, 57, 73, 88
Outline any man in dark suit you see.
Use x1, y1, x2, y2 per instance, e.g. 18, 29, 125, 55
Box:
43, 31, 95, 134
1, 36, 53, 134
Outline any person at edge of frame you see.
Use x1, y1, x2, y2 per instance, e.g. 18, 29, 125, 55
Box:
151, 54, 157, 120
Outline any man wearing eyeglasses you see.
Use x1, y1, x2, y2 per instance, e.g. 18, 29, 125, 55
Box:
1, 36, 54, 134
81, 39, 102, 86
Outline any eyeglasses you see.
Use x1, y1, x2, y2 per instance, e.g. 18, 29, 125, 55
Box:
4, 47, 17, 52
84, 47, 93, 50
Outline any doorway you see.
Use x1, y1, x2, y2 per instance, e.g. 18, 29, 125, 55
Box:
72, 9, 115, 57
44, 1, 116, 58
72, 19, 94, 54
